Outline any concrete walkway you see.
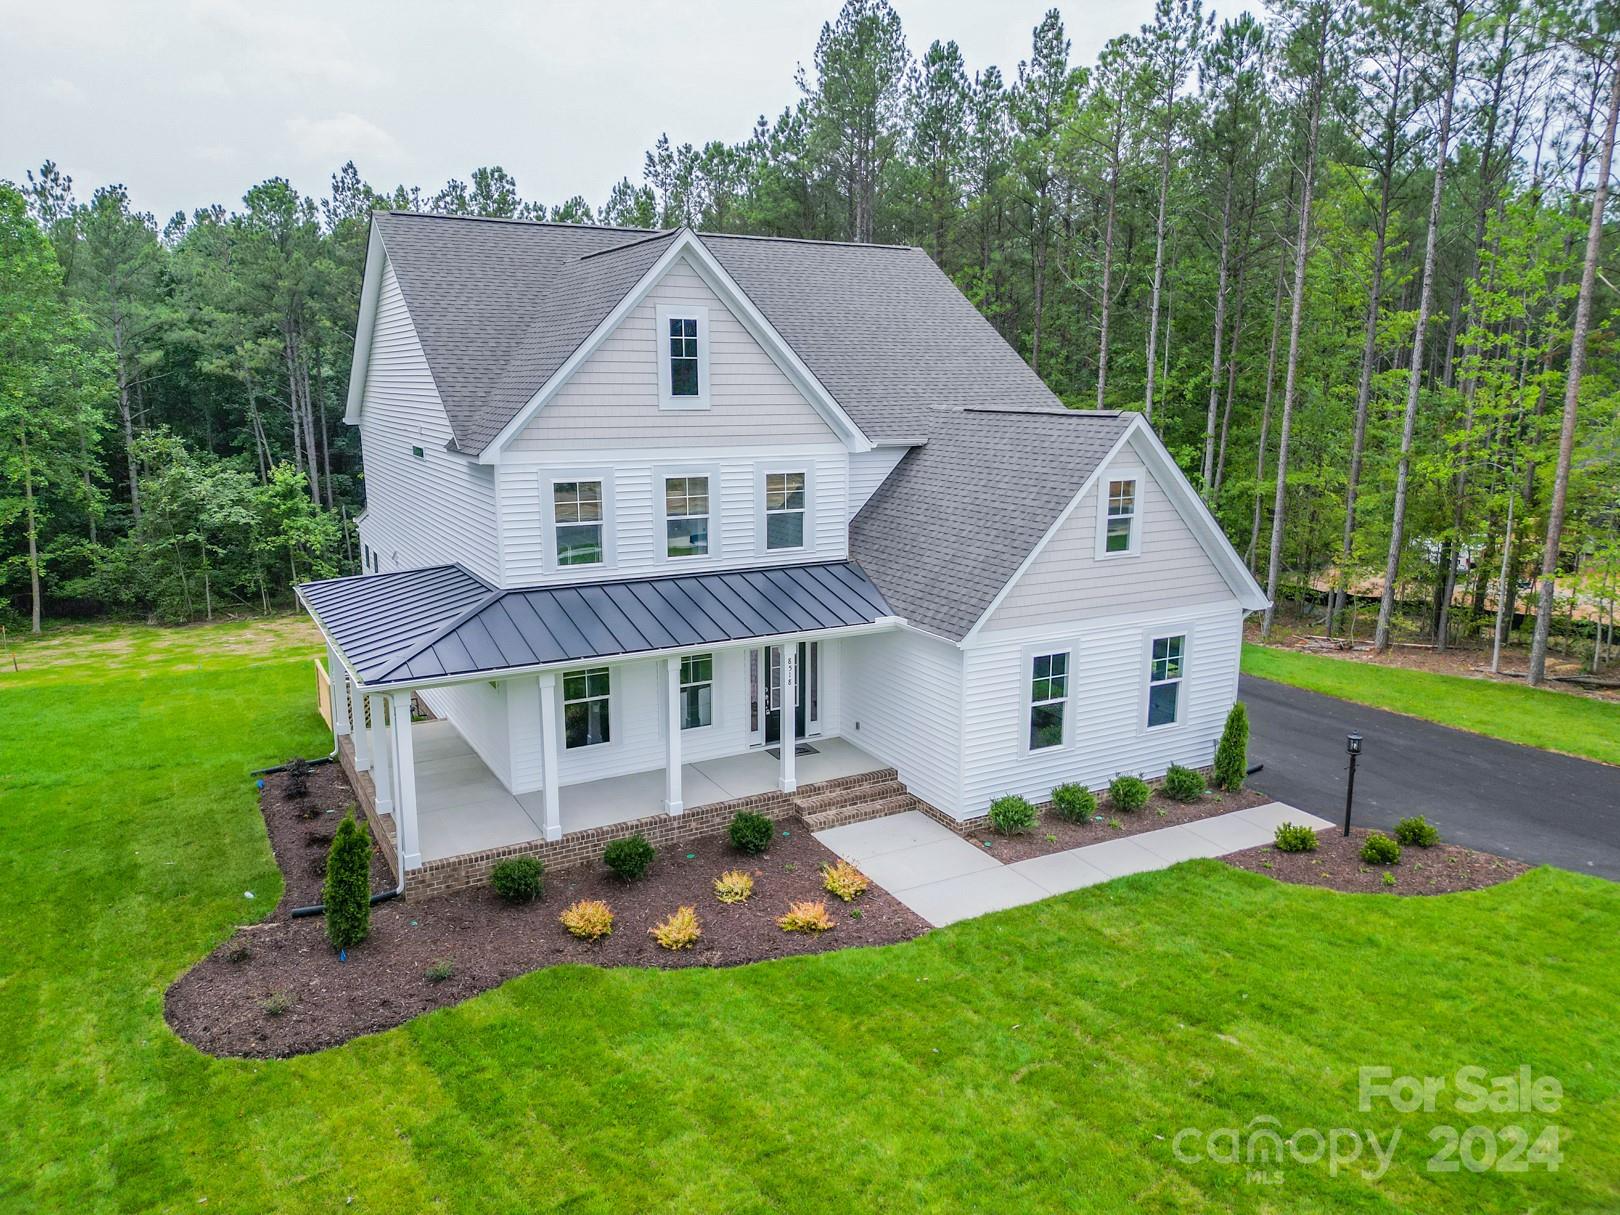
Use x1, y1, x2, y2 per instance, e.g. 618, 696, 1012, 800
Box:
813, 802, 1333, 928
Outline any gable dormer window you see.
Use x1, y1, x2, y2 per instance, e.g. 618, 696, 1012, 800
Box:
656, 304, 709, 408
1098, 477, 1140, 557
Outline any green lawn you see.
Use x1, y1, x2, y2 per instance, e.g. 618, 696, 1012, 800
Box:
4, 618, 1619, 1213
1243, 643, 1620, 767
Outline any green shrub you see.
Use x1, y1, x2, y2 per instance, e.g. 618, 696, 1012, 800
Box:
603, 834, 655, 881
1360, 832, 1402, 865
1393, 816, 1440, 847
1050, 783, 1097, 823
283, 756, 312, 799
1108, 775, 1150, 813
728, 811, 775, 855
1213, 702, 1250, 790
322, 811, 371, 950
490, 856, 543, 903
1162, 764, 1206, 802
1273, 822, 1319, 853
987, 794, 1036, 835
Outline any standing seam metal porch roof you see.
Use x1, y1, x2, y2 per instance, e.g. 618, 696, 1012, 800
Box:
299, 561, 894, 687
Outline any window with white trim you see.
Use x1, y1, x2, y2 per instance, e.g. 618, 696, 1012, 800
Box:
563, 667, 611, 749
664, 475, 709, 558
553, 480, 604, 566
1028, 651, 1068, 750
656, 305, 709, 406
1147, 634, 1185, 727
765, 471, 806, 550
668, 317, 699, 397
678, 654, 713, 730
1105, 479, 1137, 554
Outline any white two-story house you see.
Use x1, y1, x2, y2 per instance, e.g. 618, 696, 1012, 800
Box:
300, 212, 1267, 891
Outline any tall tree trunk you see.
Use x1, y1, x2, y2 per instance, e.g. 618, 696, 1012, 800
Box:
1096, 158, 1120, 408
1261, 18, 1331, 639
1202, 164, 1236, 497
21, 432, 42, 634
1374, 10, 1464, 652
1143, 98, 1175, 422
113, 315, 140, 522
1213, 254, 1250, 500
1529, 65, 1620, 684
1248, 232, 1290, 572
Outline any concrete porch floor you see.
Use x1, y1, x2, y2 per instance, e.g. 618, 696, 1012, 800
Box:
411, 719, 886, 864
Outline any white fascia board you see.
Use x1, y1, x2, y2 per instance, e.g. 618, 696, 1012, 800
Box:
957, 421, 1139, 648
357, 615, 906, 693
1125, 419, 1270, 611
343, 222, 386, 424
478, 229, 872, 463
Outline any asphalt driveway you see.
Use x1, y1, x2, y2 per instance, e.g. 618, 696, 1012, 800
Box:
1241, 675, 1620, 880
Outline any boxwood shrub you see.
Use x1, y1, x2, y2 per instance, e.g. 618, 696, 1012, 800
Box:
490, 856, 543, 903
1360, 832, 1402, 865
1050, 783, 1097, 823
1162, 764, 1206, 802
603, 834, 655, 881
1108, 774, 1151, 813
1393, 816, 1440, 847
1273, 822, 1319, 853
987, 794, 1036, 835
728, 810, 775, 855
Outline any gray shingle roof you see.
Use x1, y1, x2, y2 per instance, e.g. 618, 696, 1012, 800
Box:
302, 560, 892, 687
369, 213, 1068, 451
849, 409, 1134, 639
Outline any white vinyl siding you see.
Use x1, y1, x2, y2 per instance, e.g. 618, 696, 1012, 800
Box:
355, 259, 499, 581
510, 257, 838, 450
496, 450, 847, 586
959, 602, 1242, 815
983, 452, 1233, 635
848, 446, 911, 514
418, 681, 514, 790
840, 626, 964, 816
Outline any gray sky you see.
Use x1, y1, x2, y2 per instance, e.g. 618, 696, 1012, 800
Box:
3, 0, 1162, 222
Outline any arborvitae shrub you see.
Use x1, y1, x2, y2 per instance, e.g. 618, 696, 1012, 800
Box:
322, 811, 371, 949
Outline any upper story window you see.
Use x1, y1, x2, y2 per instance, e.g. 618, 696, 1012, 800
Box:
679, 654, 713, 729
563, 667, 611, 748
554, 480, 605, 566
1028, 651, 1069, 750
656, 304, 709, 408
1147, 634, 1185, 728
765, 471, 806, 550
1103, 478, 1138, 555
665, 476, 710, 558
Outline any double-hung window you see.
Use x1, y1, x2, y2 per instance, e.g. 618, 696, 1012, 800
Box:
678, 654, 713, 730
553, 480, 604, 566
1105, 479, 1137, 554
1147, 635, 1185, 728
764, 471, 806, 550
657, 305, 708, 406
1028, 651, 1069, 750
665, 476, 709, 558
563, 667, 611, 749
669, 317, 699, 396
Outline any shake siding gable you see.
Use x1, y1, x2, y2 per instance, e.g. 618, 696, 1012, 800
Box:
510, 257, 841, 451
982, 448, 1233, 636
357, 259, 499, 581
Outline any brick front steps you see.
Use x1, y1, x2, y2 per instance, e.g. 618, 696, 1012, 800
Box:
793, 769, 918, 832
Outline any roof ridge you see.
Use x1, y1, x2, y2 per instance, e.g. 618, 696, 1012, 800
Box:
962, 406, 1128, 419
374, 209, 657, 235
699, 230, 920, 253
576, 229, 680, 261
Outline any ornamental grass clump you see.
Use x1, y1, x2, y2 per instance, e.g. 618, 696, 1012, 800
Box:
1394, 816, 1440, 847
322, 811, 370, 950
1360, 832, 1402, 865
1273, 822, 1319, 853
1050, 783, 1097, 823
1108, 775, 1150, 813
650, 906, 702, 951
1162, 764, 1206, 802
1213, 702, 1249, 790
777, 900, 835, 933
821, 859, 869, 902
988, 794, 1036, 835
712, 869, 754, 904
560, 899, 615, 940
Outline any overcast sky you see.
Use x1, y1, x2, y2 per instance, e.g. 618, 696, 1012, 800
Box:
3, 0, 1166, 222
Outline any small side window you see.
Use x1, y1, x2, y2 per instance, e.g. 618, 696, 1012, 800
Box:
1028, 652, 1068, 750
1147, 635, 1185, 728
1104, 479, 1136, 554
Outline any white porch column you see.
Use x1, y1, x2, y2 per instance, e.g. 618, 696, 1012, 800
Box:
328, 645, 352, 745
778, 643, 798, 794
663, 656, 684, 815
369, 692, 393, 812
538, 671, 563, 842
388, 690, 421, 871
351, 689, 373, 772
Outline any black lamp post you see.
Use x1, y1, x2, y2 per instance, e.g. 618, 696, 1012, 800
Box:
1343, 733, 1363, 836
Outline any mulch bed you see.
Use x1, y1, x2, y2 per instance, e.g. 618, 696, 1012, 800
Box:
166, 769, 927, 1059
1223, 826, 1530, 895
257, 759, 394, 910
966, 785, 1273, 864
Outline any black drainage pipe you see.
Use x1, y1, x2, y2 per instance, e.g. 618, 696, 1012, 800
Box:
1246, 762, 1264, 776
288, 889, 401, 919
250, 756, 337, 777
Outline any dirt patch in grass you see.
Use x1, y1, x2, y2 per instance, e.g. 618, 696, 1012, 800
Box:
168, 775, 927, 1058
969, 785, 1273, 864
1223, 826, 1530, 895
